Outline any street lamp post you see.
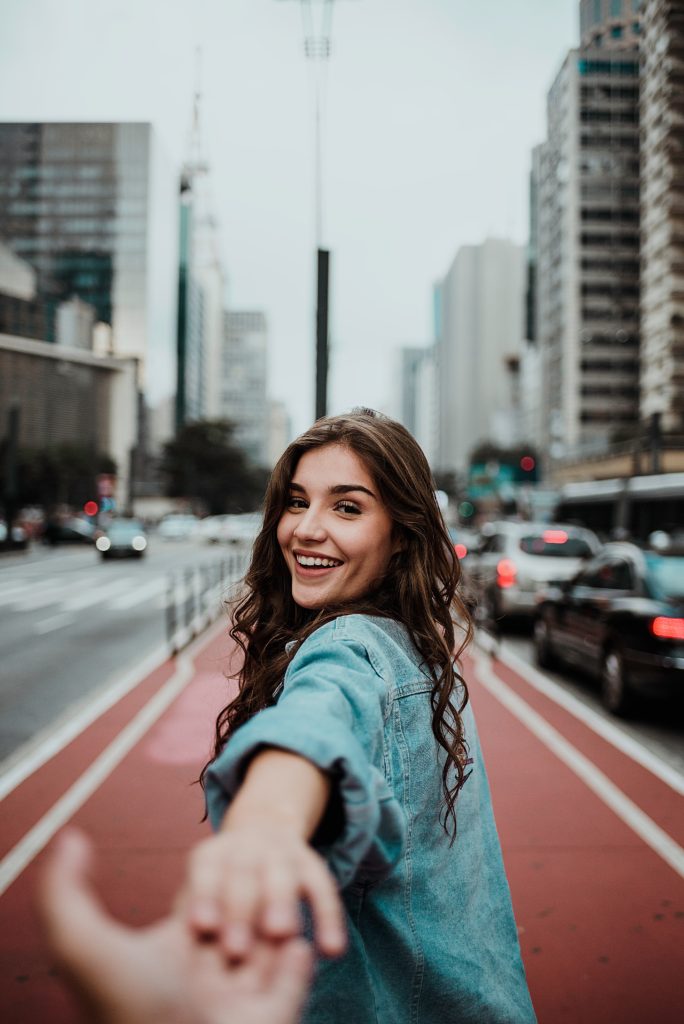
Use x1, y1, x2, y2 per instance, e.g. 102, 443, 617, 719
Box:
276, 0, 354, 420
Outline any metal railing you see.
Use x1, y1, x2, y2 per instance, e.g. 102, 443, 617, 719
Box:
165, 547, 250, 653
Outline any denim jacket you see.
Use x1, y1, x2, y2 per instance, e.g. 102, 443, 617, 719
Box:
206, 614, 536, 1024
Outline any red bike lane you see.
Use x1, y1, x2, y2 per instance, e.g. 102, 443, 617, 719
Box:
0, 626, 682, 1023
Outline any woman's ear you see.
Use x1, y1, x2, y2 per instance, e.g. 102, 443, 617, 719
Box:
391, 529, 407, 557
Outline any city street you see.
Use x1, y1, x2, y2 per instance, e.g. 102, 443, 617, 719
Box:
0, 539, 246, 767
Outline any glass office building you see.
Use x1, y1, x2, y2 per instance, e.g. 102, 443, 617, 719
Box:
0, 122, 151, 376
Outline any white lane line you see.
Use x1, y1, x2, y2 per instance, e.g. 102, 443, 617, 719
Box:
473, 650, 684, 880
34, 612, 76, 635
496, 640, 684, 796
0, 652, 195, 897
107, 577, 167, 611
0, 641, 171, 800
60, 576, 137, 612
13, 575, 100, 612
0, 582, 40, 605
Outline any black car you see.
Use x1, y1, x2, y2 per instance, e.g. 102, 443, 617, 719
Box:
534, 540, 684, 715
42, 517, 96, 546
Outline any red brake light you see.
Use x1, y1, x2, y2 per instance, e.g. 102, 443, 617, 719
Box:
650, 617, 684, 641
455, 543, 468, 559
542, 530, 568, 544
496, 558, 517, 588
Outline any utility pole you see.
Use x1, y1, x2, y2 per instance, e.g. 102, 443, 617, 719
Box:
277, 0, 355, 420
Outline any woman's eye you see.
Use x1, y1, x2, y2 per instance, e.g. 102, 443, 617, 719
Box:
336, 500, 361, 515
287, 496, 308, 510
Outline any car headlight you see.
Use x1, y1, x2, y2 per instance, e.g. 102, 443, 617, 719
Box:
96, 537, 111, 552
132, 536, 147, 551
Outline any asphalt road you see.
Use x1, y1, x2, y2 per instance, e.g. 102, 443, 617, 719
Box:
0, 537, 246, 766
500, 627, 684, 776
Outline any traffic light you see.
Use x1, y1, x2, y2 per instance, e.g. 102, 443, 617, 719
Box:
83, 500, 99, 517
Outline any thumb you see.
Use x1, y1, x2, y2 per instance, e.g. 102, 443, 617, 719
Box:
38, 828, 115, 961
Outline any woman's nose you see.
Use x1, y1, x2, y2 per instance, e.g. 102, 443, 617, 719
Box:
293, 506, 327, 541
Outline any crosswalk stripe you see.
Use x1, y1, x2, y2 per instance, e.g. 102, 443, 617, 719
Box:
107, 578, 167, 611
60, 576, 138, 612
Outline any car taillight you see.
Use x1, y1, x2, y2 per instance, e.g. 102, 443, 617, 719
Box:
455, 543, 468, 559
496, 558, 517, 588
542, 529, 568, 544
650, 617, 684, 641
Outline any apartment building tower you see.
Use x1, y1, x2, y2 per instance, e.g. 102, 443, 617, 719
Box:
535, 3, 642, 460
639, 0, 684, 434
219, 311, 269, 467
0, 123, 153, 371
436, 238, 526, 476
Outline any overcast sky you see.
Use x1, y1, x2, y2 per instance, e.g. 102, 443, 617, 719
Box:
0, 0, 578, 435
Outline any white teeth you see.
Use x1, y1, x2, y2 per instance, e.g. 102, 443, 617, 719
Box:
296, 555, 341, 568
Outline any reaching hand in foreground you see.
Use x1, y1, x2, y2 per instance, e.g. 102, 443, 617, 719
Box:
37, 829, 314, 1024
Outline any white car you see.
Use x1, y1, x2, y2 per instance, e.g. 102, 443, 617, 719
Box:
156, 514, 200, 541
469, 520, 602, 621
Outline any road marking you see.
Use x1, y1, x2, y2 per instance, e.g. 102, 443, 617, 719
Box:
0, 657, 194, 897
496, 639, 684, 796
0, 617, 227, 895
34, 612, 76, 635
60, 575, 138, 612
107, 577, 167, 611
0, 642, 171, 800
13, 575, 100, 612
474, 650, 684, 880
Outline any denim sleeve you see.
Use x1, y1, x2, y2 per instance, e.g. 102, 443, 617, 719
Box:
204, 633, 406, 889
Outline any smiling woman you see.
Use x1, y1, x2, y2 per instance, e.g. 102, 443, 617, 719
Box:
189, 409, 536, 1024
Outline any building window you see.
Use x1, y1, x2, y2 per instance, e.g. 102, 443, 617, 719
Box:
594, 0, 602, 23
610, 0, 622, 16
611, 25, 623, 38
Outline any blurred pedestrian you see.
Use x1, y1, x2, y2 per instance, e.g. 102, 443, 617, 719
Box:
187, 410, 536, 1023
38, 828, 313, 1024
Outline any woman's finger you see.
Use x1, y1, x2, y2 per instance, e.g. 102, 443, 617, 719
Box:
218, 862, 262, 959
259, 858, 302, 939
299, 854, 347, 957
184, 841, 226, 934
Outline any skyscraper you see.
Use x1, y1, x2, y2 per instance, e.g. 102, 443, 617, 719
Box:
534, 4, 642, 461
219, 311, 269, 466
640, 0, 684, 434
436, 239, 526, 475
0, 123, 152, 374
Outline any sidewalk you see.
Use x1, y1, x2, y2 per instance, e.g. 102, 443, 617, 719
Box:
0, 622, 682, 1022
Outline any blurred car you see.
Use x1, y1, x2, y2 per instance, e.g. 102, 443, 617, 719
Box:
194, 514, 233, 544
448, 526, 480, 562
95, 518, 148, 560
533, 540, 684, 715
469, 520, 601, 622
156, 514, 200, 541
221, 512, 263, 546
0, 520, 28, 550
42, 517, 96, 546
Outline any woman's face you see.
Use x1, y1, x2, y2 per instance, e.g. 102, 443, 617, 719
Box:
277, 443, 400, 610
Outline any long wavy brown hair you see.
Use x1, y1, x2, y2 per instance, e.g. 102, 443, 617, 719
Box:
201, 410, 473, 838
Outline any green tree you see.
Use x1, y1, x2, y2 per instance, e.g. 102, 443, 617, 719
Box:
161, 420, 268, 515
0, 441, 116, 511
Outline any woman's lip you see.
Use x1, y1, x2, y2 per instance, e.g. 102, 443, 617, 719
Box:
292, 556, 342, 577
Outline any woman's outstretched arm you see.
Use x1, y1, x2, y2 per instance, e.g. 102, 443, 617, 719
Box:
185, 747, 347, 961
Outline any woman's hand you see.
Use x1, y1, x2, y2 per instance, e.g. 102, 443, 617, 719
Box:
38, 828, 314, 1024
184, 821, 346, 961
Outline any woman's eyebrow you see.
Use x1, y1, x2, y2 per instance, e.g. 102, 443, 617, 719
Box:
329, 484, 376, 499
288, 481, 377, 498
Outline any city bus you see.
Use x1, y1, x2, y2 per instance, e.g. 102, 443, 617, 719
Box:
554, 472, 684, 540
